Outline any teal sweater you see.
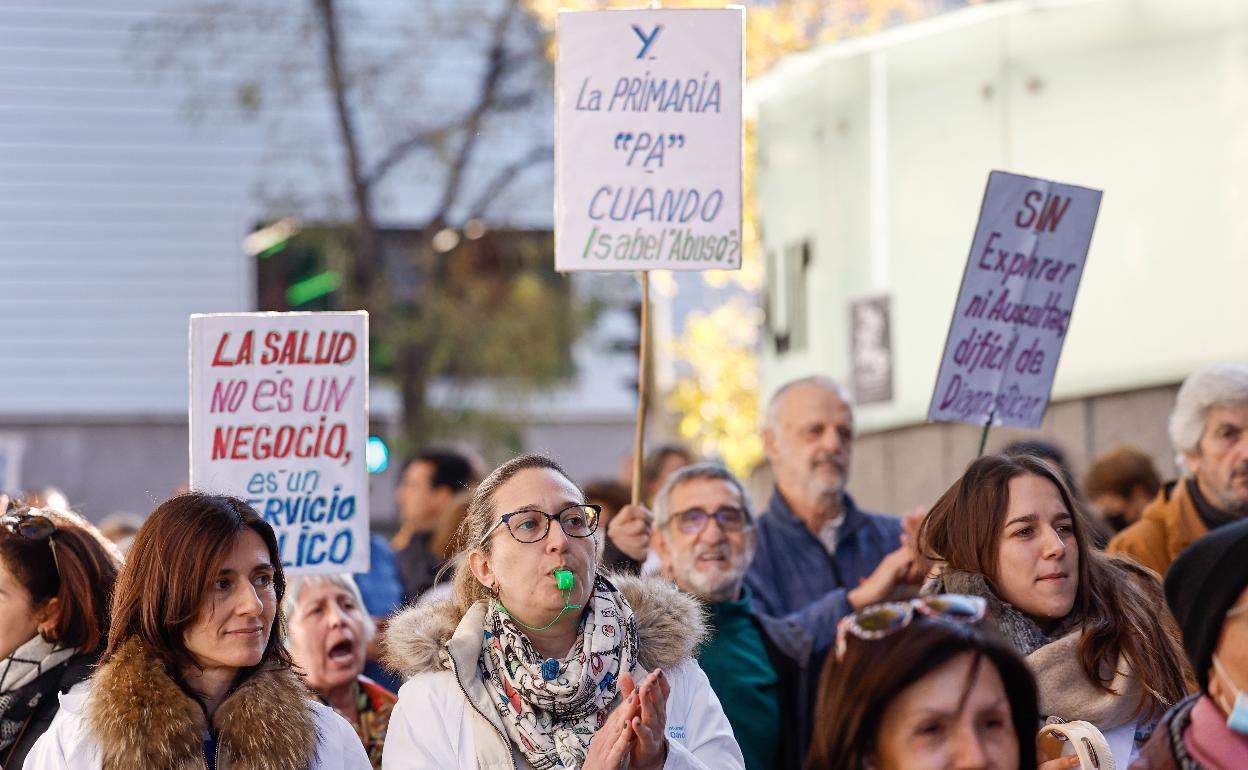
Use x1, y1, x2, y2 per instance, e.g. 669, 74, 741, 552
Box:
696, 587, 780, 770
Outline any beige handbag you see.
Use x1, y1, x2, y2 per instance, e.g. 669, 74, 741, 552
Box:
1037, 718, 1116, 770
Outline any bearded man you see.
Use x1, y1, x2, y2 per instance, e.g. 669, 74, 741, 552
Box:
651, 463, 813, 770
744, 376, 918, 653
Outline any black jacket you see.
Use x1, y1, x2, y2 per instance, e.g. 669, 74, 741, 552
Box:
753, 609, 816, 770
3, 650, 98, 769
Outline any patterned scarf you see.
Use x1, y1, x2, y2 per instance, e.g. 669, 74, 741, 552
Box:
480, 574, 639, 770
0, 635, 75, 753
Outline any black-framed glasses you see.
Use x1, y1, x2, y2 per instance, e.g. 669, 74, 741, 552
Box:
835, 594, 986, 662
2, 510, 61, 577
671, 506, 750, 535
483, 504, 601, 544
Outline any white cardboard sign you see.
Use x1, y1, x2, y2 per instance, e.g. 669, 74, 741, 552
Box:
189, 311, 370, 574
928, 171, 1102, 429
555, 7, 744, 272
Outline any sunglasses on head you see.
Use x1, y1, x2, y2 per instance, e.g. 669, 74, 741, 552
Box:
835, 593, 987, 662
1, 510, 61, 577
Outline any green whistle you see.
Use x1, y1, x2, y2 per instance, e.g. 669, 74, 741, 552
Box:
554, 569, 574, 591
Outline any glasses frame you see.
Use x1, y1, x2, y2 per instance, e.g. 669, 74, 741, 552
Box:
483, 503, 602, 544
670, 505, 751, 536
835, 593, 987, 662
1, 510, 62, 578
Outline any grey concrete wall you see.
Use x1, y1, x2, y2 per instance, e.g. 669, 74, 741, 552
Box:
0, 419, 190, 520
844, 383, 1182, 515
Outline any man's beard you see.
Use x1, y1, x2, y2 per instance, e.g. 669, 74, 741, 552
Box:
674, 544, 749, 602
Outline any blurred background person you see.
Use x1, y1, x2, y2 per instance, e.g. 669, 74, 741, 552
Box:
652, 463, 815, 770
1133, 518, 1248, 768
382, 454, 743, 769
642, 443, 695, 506
584, 478, 644, 573
352, 531, 405, 693
97, 511, 144, 554
1002, 440, 1080, 498
21, 488, 69, 515
920, 454, 1191, 765
1111, 363, 1248, 575
805, 602, 1040, 770
26, 493, 369, 769
414, 490, 473, 607
747, 376, 918, 653
286, 574, 395, 769
391, 448, 479, 600
0, 507, 120, 768
1083, 446, 1162, 533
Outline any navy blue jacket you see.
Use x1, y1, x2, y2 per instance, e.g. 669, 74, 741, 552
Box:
745, 489, 902, 653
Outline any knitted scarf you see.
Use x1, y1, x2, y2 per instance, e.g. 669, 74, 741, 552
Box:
0, 635, 75, 753
480, 574, 639, 770
930, 569, 1144, 729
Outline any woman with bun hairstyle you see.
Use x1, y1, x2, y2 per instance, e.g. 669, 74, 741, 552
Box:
0, 504, 120, 768
918, 454, 1192, 766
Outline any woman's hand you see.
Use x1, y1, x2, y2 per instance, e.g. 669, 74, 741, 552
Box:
1037, 753, 1082, 770
623, 669, 670, 770
583, 688, 637, 770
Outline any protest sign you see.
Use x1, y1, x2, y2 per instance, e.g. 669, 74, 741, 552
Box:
189, 312, 369, 574
928, 171, 1102, 430
555, 7, 744, 272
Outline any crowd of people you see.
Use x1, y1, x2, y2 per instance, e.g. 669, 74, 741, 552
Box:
0, 362, 1245, 769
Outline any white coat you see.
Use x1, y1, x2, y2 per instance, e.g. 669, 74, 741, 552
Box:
380, 574, 745, 770
23, 637, 371, 770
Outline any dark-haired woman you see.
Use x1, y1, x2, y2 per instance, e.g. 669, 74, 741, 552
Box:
27, 492, 370, 769
0, 506, 120, 768
805, 599, 1041, 770
918, 454, 1193, 767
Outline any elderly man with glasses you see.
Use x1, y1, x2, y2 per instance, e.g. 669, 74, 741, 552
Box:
650, 463, 815, 770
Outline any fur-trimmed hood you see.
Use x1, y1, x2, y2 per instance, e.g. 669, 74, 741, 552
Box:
383, 572, 707, 679
84, 638, 318, 770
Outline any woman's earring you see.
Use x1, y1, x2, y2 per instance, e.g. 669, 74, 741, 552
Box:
487, 581, 500, 599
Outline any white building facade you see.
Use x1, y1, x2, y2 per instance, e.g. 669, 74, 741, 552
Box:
752, 0, 1248, 513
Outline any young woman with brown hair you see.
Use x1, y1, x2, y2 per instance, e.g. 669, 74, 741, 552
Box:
26, 492, 370, 770
0, 504, 120, 768
918, 454, 1192, 767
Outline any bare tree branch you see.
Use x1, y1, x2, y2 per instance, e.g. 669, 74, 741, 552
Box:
314, 0, 378, 308
430, 0, 522, 230
363, 125, 446, 188
466, 143, 553, 220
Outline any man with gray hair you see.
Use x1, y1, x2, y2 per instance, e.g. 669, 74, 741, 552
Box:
651, 462, 814, 770
1109, 363, 1248, 575
744, 375, 919, 653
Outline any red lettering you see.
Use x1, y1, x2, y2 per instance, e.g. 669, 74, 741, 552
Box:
211, 334, 233, 367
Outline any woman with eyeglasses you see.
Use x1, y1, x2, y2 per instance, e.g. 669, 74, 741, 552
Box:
917, 454, 1192, 768
806, 603, 1041, 770
381, 453, 744, 769
26, 492, 370, 769
0, 505, 120, 768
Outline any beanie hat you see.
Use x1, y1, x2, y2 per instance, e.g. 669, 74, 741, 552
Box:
1164, 518, 1248, 690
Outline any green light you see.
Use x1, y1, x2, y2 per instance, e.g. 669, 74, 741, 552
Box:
286, 270, 341, 306
366, 436, 389, 474
258, 240, 289, 259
